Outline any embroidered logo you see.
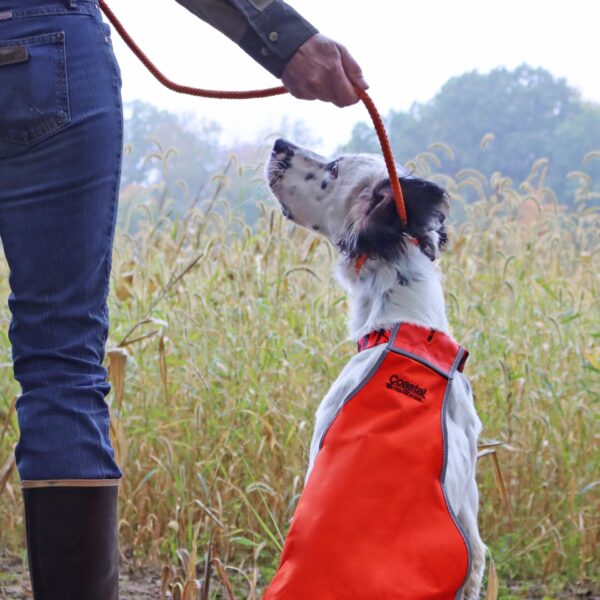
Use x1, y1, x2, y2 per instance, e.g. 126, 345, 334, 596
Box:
386, 375, 426, 402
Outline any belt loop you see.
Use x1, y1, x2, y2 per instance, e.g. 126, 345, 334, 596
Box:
68, 0, 78, 8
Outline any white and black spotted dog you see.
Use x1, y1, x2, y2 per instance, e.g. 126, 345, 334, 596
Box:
266, 138, 485, 599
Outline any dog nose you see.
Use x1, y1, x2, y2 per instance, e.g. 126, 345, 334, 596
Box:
273, 138, 292, 155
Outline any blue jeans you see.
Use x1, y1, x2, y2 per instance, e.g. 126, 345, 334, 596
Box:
0, 0, 123, 481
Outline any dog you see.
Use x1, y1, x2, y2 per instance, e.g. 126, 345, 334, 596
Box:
265, 138, 485, 599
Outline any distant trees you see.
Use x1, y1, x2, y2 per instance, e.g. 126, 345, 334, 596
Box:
121, 100, 223, 205
120, 66, 600, 218
119, 101, 264, 230
119, 103, 321, 230
341, 65, 600, 203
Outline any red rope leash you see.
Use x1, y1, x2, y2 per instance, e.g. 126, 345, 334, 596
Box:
98, 0, 406, 224
98, 0, 286, 99
353, 89, 407, 224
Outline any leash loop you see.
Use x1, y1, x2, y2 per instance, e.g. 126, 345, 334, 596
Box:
97, 0, 407, 224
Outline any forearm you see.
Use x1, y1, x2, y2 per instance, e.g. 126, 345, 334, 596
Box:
174, 0, 318, 77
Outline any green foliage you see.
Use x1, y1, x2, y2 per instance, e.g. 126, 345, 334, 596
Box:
342, 65, 600, 204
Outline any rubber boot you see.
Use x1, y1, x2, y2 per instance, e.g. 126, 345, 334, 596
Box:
22, 481, 119, 600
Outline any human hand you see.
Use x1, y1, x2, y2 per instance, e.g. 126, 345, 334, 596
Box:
281, 34, 369, 107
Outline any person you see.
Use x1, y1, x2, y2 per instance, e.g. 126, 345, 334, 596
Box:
0, 0, 367, 597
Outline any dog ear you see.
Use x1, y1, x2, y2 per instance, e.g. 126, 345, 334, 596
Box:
401, 176, 449, 260
337, 181, 407, 261
338, 176, 449, 262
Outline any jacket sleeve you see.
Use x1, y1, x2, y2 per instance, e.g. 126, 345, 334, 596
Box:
174, 0, 318, 78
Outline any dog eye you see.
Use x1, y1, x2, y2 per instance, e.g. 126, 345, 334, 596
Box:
327, 162, 339, 179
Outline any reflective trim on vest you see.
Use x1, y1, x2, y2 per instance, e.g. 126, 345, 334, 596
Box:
265, 323, 471, 599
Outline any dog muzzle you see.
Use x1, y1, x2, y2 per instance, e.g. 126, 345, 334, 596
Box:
264, 322, 472, 599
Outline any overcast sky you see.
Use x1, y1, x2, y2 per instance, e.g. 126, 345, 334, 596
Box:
107, 0, 600, 156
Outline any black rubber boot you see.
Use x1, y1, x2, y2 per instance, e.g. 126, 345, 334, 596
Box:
22, 483, 119, 600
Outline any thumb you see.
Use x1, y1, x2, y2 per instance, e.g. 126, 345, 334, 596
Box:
338, 44, 369, 90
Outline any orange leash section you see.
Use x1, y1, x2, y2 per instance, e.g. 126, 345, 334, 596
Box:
355, 87, 407, 224
97, 0, 407, 224
98, 0, 286, 100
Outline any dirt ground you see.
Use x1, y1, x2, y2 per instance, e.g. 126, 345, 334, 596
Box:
2, 553, 599, 599
0, 554, 161, 599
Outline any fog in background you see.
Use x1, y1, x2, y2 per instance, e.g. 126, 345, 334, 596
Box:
109, 0, 600, 155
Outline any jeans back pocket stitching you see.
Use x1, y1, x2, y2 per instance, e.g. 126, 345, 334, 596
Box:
0, 31, 71, 145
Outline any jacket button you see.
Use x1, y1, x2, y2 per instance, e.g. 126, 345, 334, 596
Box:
269, 31, 279, 42
261, 46, 270, 56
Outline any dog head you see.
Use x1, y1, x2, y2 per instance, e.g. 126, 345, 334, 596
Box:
266, 139, 449, 263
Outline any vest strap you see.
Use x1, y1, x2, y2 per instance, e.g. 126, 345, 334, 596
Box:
357, 322, 469, 375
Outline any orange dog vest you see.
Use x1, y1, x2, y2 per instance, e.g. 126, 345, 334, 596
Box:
264, 322, 471, 599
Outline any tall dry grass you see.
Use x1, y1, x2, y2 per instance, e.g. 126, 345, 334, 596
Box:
0, 147, 598, 598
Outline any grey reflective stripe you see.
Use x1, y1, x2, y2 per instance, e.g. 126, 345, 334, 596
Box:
388, 322, 467, 380
440, 375, 473, 598
450, 346, 468, 378
318, 347, 389, 451
391, 324, 472, 595
408, 327, 472, 596
387, 322, 401, 346
318, 325, 398, 450
388, 346, 451, 379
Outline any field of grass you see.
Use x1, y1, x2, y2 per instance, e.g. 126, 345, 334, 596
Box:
0, 150, 598, 599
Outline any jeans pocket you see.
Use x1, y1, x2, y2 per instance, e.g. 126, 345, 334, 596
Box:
0, 31, 71, 159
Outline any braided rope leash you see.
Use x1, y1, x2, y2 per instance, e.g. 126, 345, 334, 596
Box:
98, 0, 407, 241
